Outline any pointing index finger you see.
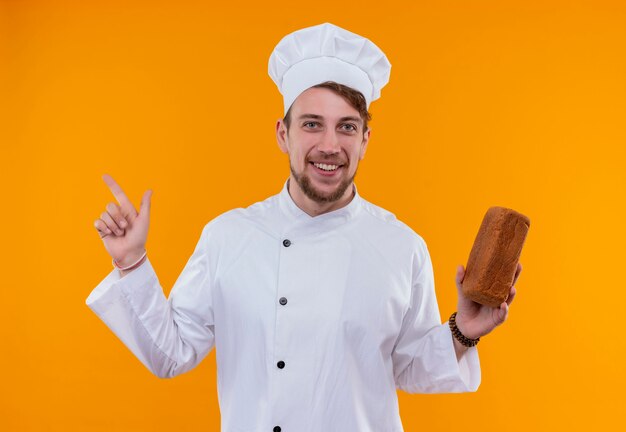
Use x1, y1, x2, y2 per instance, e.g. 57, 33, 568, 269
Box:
102, 174, 137, 216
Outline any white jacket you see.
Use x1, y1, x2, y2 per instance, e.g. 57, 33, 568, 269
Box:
86, 183, 480, 432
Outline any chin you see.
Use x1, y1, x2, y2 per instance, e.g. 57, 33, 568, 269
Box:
294, 171, 355, 204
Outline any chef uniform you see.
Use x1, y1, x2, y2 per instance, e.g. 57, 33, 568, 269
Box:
87, 23, 480, 432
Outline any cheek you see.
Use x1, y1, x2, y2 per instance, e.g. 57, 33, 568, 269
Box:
349, 143, 365, 162
288, 147, 307, 167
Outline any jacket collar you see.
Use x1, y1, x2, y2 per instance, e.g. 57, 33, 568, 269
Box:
277, 179, 363, 236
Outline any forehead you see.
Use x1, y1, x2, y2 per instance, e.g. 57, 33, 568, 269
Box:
289, 87, 360, 120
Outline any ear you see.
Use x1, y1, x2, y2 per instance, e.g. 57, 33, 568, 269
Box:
276, 119, 289, 154
359, 127, 371, 160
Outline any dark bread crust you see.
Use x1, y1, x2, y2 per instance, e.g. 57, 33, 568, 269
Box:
462, 207, 530, 307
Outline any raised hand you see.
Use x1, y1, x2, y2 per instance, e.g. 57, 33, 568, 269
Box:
93, 174, 152, 267
453, 263, 522, 340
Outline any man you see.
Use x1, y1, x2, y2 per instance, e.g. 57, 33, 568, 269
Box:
88, 23, 521, 431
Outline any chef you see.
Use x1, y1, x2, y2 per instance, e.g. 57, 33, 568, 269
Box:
88, 23, 521, 432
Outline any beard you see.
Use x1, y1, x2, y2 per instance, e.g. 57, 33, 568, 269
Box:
290, 163, 356, 203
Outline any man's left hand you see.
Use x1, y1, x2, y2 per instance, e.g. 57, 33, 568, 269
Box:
453, 263, 522, 340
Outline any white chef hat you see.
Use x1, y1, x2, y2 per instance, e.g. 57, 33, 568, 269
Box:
268, 23, 392, 115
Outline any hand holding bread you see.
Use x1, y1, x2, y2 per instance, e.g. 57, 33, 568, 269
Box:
454, 262, 521, 340
454, 207, 530, 340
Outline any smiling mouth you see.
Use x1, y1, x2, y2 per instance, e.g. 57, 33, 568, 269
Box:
311, 162, 342, 172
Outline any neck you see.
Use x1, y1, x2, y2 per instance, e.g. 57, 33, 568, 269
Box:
287, 178, 355, 217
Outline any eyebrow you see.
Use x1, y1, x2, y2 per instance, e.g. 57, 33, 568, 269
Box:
297, 114, 363, 124
297, 114, 324, 120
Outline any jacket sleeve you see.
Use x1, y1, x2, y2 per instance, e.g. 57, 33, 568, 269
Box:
85, 225, 215, 378
391, 238, 481, 393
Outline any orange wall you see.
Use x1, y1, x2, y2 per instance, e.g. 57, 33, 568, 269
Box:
1, 1, 625, 430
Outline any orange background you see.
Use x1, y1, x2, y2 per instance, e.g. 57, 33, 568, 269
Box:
1, 0, 625, 430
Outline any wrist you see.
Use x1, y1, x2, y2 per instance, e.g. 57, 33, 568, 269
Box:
113, 249, 147, 271
454, 314, 480, 340
449, 312, 480, 347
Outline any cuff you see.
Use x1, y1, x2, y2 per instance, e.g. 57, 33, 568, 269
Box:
86, 257, 155, 316
442, 322, 481, 391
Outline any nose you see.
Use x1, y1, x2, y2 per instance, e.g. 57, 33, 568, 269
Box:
316, 129, 340, 155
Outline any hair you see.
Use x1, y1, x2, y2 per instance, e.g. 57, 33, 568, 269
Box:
283, 81, 372, 132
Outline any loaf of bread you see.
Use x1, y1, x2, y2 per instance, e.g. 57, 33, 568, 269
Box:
462, 207, 530, 308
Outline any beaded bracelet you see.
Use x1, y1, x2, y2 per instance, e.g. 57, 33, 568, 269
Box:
449, 312, 480, 347
112, 250, 147, 272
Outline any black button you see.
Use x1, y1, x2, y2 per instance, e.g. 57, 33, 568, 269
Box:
273, 427, 281, 432
279, 297, 288, 306
282, 239, 291, 247
277, 361, 285, 369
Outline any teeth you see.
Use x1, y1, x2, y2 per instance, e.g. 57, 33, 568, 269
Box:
314, 163, 339, 171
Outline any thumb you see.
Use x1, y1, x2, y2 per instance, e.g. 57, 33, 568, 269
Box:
455, 265, 465, 291
140, 189, 152, 216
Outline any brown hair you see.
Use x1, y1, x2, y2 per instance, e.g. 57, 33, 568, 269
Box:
283, 81, 372, 132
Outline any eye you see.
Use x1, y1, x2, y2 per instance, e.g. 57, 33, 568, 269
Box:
303, 121, 319, 129
340, 123, 357, 132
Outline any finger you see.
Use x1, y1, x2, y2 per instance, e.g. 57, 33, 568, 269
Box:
106, 202, 128, 229
94, 219, 112, 238
101, 211, 124, 236
139, 189, 152, 216
455, 265, 465, 290
512, 262, 523, 285
506, 286, 517, 306
102, 174, 138, 217
497, 302, 509, 324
